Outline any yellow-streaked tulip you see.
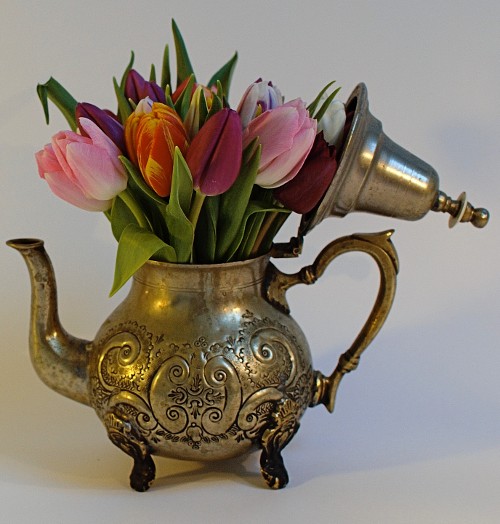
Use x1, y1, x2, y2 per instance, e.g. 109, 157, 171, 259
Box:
125, 101, 189, 197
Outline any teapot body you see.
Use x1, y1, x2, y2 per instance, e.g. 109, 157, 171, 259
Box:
9, 231, 398, 491
88, 255, 315, 469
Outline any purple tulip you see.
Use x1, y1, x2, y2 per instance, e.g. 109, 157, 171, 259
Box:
125, 69, 166, 104
35, 118, 127, 211
186, 108, 243, 196
76, 102, 126, 153
243, 98, 316, 188
273, 133, 338, 214
237, 78, 283, 128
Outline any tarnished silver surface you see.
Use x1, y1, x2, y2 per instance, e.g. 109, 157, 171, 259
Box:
300, 83, 489, 235
8, 231, 398, 491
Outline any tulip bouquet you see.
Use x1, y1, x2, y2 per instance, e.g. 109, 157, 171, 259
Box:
35, 21, 347, 294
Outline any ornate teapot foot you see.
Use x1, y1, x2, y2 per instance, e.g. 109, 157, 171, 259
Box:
105, 408, 156, 492
103, 397, 302, 491
259, 398, 300, 489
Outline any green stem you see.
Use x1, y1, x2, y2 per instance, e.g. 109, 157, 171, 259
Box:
188, 190, 206, 232
118, 189, 151, 230
250, 211, 278, 256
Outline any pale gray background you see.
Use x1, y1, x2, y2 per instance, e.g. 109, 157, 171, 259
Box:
1, 1, 499, 522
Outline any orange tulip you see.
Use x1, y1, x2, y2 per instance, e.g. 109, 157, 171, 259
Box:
125, 102, 189, 197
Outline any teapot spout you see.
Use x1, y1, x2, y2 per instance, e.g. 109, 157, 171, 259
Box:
7, 239, 90, 406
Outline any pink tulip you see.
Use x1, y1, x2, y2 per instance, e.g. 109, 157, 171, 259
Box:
274, 133, 338, 214
35, 118, 127, 211
243, 98, 316, 188
186, 108, 242, 196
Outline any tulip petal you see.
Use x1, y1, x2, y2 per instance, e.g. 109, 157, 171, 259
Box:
76, 104, 126, 153
51, 130, 88, 182
186, 109, 242, 196
35, 144, 60, 179
138, 119, 178, 197
256, 126, 316, 188
274, 134, 338, 213
244, 107, 298, 168
79, 118, 121, 157
43, 168, 111, 211
199, 111, 242, 195
65, 142, 127, 200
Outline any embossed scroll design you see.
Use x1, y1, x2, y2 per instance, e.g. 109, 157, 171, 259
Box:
90, 314, 313, 453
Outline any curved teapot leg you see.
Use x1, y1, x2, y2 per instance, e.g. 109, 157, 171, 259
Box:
259, 398, 300, 489
104, 408, 156, 492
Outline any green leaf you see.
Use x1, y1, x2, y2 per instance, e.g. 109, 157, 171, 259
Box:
256, 210, 290, 254
216, 80, 229, 108
172, 19, 195, 87
164, 149, 194, 263
110, 223, 176, 296
307, 80, 337, 116
313, 86, 341, 121
198, 88, 209, 126
149, 63, 157, 83
110, 194, 140, 241
113, 77, 132, 123
173, 148, 193, 215
119, 156, 166, 206
160, 44, 171, 90
206, 92, 223, 120
194, 195, 219, 263
207, 52, 238, 98
164, 86, 175, 109
119, 51, 135, 91
225, 201, 288, 262
174, 74, 195, 120
215, 141, 261, 260
237, 212, 264, 259
119, 157, 172, 240
36, 77, 78, 130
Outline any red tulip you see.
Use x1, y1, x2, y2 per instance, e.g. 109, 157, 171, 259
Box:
186, 108, 242, 196
273, 133, 337, 214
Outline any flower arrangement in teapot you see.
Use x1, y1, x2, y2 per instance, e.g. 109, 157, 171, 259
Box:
35, 20, 348, 294
9, 20, 488, 492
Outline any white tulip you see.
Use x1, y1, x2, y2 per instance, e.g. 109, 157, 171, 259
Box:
316, 98, 346, 148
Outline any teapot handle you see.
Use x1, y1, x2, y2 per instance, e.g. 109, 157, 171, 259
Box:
265, 230, 399, 413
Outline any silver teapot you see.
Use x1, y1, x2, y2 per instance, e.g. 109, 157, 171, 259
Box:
8, 84, 488, 491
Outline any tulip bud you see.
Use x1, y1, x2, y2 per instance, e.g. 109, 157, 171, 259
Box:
183, 85, 205, 140
315, 98, 346, 149
274, 133, 337, 214
186, 108, 243, 196
237, 78, 283, 129
76, 102, 126, 153
125, 69, 166, 104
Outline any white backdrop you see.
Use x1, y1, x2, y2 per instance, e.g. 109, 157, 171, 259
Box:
1, 1, 499, 522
